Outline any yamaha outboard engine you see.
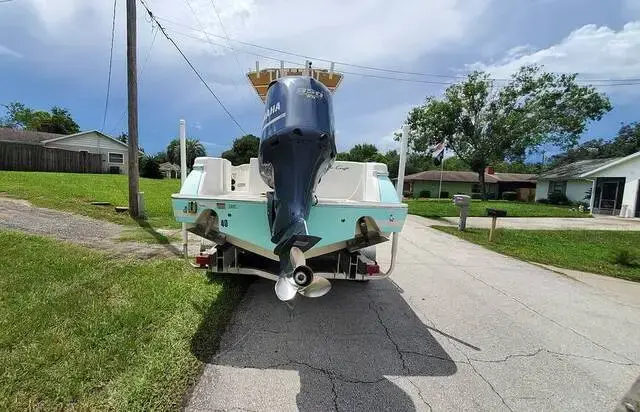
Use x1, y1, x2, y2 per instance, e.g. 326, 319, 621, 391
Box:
258, 76, 336, 300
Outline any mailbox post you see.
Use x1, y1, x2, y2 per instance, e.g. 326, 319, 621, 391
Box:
452, 194, 471, 231
486, 208, 507, 242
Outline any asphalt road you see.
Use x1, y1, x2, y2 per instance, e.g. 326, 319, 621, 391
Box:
186, 215, 640, 411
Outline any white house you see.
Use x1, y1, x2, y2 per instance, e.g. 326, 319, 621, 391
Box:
41, 130, 131, 174
536, 152, 640, 217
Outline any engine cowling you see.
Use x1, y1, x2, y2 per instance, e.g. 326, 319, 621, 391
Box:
258, 76, 336, 254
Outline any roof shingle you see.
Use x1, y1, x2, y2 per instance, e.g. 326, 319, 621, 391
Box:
0, 128, 64, 144
403, 170, 536, 183
538, 158, 621, 180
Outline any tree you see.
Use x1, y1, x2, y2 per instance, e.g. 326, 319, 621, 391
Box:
153, 151, 168, 164
0, 101, 80, 134
335, 143, 386, 163
441, 156, 470, 171
405, 65, 612, 199
139, 155, 163, 179
166, 138, 206, 170
347, 143, 386, 162
116, 132, 128, 144
0, 102, 32, 128
549, 122, 640, 167
221, 134, 260, 165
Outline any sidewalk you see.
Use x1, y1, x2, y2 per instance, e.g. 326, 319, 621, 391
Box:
433, 215, 640, 230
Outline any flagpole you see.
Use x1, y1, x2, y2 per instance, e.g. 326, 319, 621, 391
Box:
438, 154, 444, 198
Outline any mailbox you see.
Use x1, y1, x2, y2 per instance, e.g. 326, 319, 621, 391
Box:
452, 194, 471, 231
486, 208, 507, 217
486, 208, 507, 242
453, 194, 471, 206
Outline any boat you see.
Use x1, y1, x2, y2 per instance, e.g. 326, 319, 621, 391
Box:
172, 62, 409, 301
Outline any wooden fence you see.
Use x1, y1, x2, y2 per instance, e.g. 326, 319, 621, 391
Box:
0, 142, 103, 173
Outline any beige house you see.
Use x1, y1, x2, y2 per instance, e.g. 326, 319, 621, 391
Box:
0, 128, 132, 174
403, 168, 537, 200
159, 162, 181, 179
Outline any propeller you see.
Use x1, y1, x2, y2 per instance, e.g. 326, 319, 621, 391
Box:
274, 247, 332, 301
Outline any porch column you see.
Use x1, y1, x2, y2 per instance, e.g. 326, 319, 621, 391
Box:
589, 179, 597, 214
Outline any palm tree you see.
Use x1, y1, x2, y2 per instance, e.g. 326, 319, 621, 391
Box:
166, 138, 206, 170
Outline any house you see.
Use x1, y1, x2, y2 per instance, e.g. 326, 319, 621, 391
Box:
536, 152, 640, 217
0, 128, 131, 174
159, 162, 181, 179
403, 167, 537, 200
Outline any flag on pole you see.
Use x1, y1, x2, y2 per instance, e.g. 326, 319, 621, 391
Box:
428, 141, 446, 165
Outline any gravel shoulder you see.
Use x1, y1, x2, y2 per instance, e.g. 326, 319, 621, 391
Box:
0, 196, 198, 259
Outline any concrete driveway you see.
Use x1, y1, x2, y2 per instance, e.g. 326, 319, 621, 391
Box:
186, 217, 640, 411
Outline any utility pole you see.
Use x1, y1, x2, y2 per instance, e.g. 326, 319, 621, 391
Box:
126, 0, 140, 217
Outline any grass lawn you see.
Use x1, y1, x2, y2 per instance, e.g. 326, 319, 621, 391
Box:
0, 171, 181, 228
407, 199, 590, 218
0, 230, 248, 411
434, 226, 640, 281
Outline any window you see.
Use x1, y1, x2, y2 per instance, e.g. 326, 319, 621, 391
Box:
471, 184, 481, 193
108, 153, 124, 164
548, 180, 567, 195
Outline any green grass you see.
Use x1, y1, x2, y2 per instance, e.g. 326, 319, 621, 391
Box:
0, 230, 248, 411
407, 199, 590, 218
434, 226, 640, 281
119, 226, 180, 244
0, 171, 181, 228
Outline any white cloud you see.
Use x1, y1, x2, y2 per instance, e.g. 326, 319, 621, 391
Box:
13, 0, 490, 68
338, 102, 417, 152
0, 44, 21, 58
468, 21, 640, 95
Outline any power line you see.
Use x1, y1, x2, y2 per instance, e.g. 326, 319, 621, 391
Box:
182, 0, 243, 93
165, 29, 640, 88
207, 0, 247, 89
167, 27, 300, 65
156, 15, 640, 84
167, 29, 457, 85
139, 0, 248, 135
110, 25, 158, 134
101, 0, 118, 131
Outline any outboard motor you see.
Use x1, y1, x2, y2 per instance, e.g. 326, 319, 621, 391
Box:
258, 76, 336, 300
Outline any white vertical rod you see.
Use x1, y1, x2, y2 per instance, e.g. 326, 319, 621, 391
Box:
329, 62, 334, 79
180, 119, 188, 259
388, 124, 410, 274
438, 155, 445, 198
280, 60, 284, 78
396, 124, 409, 199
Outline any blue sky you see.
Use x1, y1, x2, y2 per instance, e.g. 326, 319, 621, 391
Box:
1, 0, 639, 160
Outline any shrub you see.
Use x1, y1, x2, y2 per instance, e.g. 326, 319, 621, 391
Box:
575, 201, 590, 212
548, 192, 569, 205
502, 191, 518, 201
537, 198, 549, 204
486, 193, 497, 200
439, 191, 449, 199
611, 249, 638, 267
419, 190, 431, 198
139, 155, 163, 179
403, 191, 413, 199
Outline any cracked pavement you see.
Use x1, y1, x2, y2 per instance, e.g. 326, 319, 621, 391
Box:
186, 215, 640, 411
